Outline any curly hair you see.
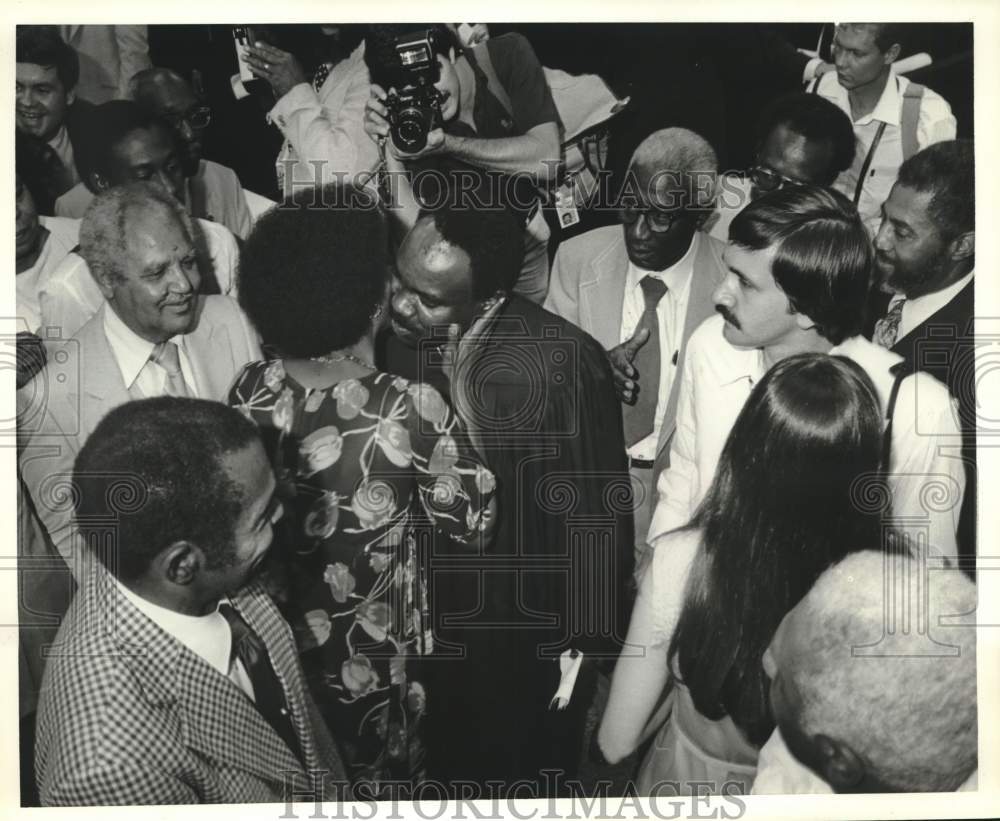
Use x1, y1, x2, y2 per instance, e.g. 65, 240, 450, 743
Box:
237, 183, 390, 357
79, 181, 196, 286
73, 397, 262, 582
896, 139, 974, 242
16, 25, 79, 91
419, 200, 525, 299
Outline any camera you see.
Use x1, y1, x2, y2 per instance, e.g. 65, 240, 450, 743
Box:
385, 30, 445, 153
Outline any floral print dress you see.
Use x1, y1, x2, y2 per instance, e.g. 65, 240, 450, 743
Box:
229, 360, 495, 788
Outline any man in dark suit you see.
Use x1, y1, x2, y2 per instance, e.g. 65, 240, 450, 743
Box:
16, 26, 95, 213
33, 397, 347, 804
545, 127, 727, 570
870, 139, 974, 572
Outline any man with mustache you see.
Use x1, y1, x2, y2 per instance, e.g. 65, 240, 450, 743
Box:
870, 139, 975, 571
19, 182, 261, 579
809, 23, 955, 233
647, 184, 964, 564
37, 101, 240, 341
33, 397, 348, 805
363, 24, 561, 304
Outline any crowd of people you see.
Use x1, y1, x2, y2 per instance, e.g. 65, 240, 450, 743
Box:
14, 22, 977, 807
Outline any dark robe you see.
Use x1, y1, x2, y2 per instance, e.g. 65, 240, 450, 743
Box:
381, 295, 634, 791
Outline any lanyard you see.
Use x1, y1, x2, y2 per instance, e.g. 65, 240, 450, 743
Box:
854, 121, 888, 205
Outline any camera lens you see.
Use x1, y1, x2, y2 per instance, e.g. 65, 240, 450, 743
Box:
393, 107, 429, 152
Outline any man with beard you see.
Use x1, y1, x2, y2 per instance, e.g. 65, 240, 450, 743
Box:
382, 202, 633, 793
647, 184, 963, 563
870, 139, 975, 571
54, 69, 254, 241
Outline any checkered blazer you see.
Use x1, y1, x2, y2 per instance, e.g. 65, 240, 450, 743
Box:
34, 567, 348, 805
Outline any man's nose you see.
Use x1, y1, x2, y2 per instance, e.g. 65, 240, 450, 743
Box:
712, 279, 735, 306
391, 289, 414, 317
873, 219, 893, 252
178, 120, 194, 142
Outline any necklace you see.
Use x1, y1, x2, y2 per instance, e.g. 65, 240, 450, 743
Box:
309, 350, 376, 370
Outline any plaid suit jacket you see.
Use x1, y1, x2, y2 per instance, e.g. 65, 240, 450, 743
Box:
35, 567, 348, 805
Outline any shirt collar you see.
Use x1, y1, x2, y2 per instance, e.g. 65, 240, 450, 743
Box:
869, 74, 903, 127
114, 576, 234, 678
626, 231, 700, 295
102, 304, 187, 389
893, 269, 975, 313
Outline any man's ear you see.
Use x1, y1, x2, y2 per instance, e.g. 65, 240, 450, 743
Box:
883, 42, 902, 65
794, 310, 817, 332
814, 733, 867, 792
159, 541, 202, 586
949, 230, 975, 264
66, 87, 76, 107
93, 266, 117, 301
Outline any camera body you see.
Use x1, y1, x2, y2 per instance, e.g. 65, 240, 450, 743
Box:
386, 30, 445, 153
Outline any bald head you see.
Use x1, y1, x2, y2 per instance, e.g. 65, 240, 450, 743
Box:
764, 550, 977, 792
129, 67, 206, 175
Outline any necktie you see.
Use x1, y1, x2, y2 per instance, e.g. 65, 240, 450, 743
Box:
218, 603, 304, 766
873, 297, 906, 349
622, 276, 669, 447
312, 62, 333, 92
151, 341, 190, 397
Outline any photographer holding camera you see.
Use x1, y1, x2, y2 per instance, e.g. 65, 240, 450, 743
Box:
363, 25, 562, 304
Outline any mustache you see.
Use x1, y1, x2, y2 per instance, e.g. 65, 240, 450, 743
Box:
715, 305, 741, 330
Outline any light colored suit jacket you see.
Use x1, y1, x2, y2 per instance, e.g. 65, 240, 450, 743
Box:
58, 25, 151, 104
544, 225, 727, 480
35, 566, 348, 805
19, 297, 263, 571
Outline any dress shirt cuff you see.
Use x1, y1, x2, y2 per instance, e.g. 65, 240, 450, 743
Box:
267, 82, 317, 130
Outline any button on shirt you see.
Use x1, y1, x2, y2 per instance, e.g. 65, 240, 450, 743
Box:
103, 305, 196, 399
114, 578, 256, 701
620, 232, 698, 461
815, 72, 956, 232
889, 270, 975, 342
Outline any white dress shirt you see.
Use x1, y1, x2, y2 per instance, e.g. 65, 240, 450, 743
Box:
648, 314, 965, 561
814, 72, 956, 232
890, 270, 974, 342
103, 305, 196, 398
16, 216, 80, 333
620, 232, 697, 461
114, 577, 255, 701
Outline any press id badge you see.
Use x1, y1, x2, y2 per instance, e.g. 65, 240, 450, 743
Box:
555, 183, 580, 229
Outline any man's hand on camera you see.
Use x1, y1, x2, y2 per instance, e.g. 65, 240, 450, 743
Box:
244, 41, 307, 99
364, 85, 446, 160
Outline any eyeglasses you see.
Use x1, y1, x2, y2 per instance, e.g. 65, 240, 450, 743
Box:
163, 106, 212, 131
618, 204, 682, 234
748, 164, 802, 193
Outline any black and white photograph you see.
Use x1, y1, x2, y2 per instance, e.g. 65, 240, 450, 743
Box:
7, 5, 997, 819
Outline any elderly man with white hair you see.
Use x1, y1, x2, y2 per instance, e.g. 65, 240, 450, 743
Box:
756, 549, 977, 793
545, 127, 727, 569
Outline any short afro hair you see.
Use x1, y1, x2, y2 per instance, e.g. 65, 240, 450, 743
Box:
237, 183, 391, 357
896, 139, 974, 242
16, 25, 79, 92
418, 200, 525, 299
730, 185, 872, 345
755, 92, 857, 184
73, 397, 262, 582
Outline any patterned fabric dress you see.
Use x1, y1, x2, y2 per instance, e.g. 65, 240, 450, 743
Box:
229, 360, 495, 789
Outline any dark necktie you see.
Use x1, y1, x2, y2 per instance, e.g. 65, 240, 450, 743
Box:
873, 298, 906, 349
218, 603, 304, 766
622, 276, 669, 447
312, 62, 333, 92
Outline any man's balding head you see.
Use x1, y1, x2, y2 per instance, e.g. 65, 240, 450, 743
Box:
764, 550, 977, 792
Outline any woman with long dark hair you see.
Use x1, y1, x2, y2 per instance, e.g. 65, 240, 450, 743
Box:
597, 352, 884, 793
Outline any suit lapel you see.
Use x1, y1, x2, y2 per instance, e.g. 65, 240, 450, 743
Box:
654, 234, 726, 460
102, 572, 307, 787
580, 232, 629, 349
78, 308, 133, 440
184, 299, 234, 400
